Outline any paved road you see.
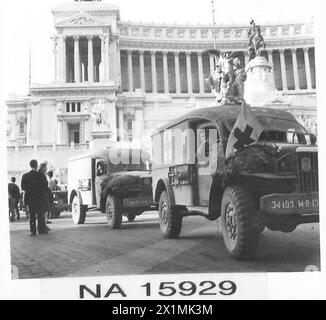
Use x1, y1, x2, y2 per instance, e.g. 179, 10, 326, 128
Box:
10, 210, 320, 279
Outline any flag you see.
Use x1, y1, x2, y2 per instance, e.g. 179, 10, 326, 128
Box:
225, 102, 264, 158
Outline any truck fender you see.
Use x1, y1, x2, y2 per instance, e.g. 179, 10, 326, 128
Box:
69, 189, 83, 205
207, 175, 224, 220
154, 178, 175, 207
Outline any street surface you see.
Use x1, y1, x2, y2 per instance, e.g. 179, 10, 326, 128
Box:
9, 210, 320, 279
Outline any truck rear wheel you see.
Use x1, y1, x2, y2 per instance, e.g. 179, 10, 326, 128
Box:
106, 194, 123, 229
71, 195, 87, 225
158, 190, 182, 238
220, 185, 259, 260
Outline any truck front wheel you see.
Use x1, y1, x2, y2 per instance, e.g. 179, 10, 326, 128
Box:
220, 185, 259, 260
71, 195, 87, 225
106, 194, 123, 229
158, 190, 182, 238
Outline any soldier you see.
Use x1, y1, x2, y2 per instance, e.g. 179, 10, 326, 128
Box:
21, 160, 48, 236
8, 177, 20, 221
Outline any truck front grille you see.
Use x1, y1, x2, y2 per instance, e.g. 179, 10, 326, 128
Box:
297, 151, 318, 192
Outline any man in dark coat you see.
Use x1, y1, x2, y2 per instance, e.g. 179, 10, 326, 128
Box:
8, 177, 20, 221
21, 159, 48, 236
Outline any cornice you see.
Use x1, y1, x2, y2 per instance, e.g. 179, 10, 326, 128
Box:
118, 22, 314, 45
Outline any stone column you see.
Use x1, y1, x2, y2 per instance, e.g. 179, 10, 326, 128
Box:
57, 119, 63, 144
186, 52, 193, 94
291, 48, 300, 90
174, 52, 181, 94
26, 109, 31, 144
244, 51, 250, 66
303, 47, 312, 90
197, 52, 204, 94
209, 54, 215, 74
163, 51, 169, 94
52, 35, 58, 82
58, 35, 66, 83
279, 49, 288, 91
139, 50, 145, 93
267, 49, 275, 87
87, 35, 94, 82
100, 34, 108, 81
104, 35, 109, 81
135, 109, 144, 140
118, 108, 124, 141
151, 51, 157, 93
73, 36, 80, 83
99, 35, 105, 82
127, 50, 133, 92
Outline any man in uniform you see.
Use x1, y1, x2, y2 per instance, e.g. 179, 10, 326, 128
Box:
8, 177, 20, 221
21, 159, 48, 236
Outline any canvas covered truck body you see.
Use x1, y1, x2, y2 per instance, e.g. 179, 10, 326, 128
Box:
67, 147, 153, 227
151, 104, 319, 260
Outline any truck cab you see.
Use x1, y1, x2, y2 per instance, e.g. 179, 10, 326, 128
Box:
151, 104, 319, 260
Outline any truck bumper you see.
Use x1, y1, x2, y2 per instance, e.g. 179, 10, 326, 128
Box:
123, 196, 153, 208
260, 192, 319, 215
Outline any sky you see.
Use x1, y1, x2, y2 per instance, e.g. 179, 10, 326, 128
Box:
0, 0, 321, 101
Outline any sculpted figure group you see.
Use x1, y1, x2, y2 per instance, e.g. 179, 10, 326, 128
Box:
205, 19, 266, 105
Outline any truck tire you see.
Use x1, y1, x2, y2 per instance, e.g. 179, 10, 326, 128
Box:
158, 190, 182, 238
127, 212, 136, 222
71, 195, 87, 225
220, 185, 259, 260
106, 194, 123, 229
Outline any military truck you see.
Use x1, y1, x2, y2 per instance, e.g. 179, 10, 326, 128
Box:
67, 147, 153, 228
151, 105, 319, 260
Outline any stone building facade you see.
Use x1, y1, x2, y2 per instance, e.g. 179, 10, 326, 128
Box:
6, 0, 317, 183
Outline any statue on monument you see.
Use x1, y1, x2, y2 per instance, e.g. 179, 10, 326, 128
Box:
205, 19, 268, 106
247, 19, 266, 60
205, 49, 246, 105
92, 102, 110, 129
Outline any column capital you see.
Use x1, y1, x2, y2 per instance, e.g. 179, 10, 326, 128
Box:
279, 48, 285, 54
185, 51, 192, 56
73, 35, 80, 40
173, 51, 179, 56
139, 50, 145, 55
150, 50, 156, 56
86, 35, 94, 40
127, 49, 133, 55
290, 48, 297, 54
266, 49, 273, 54
162, 51, 168, 57
303, 47, 310, 53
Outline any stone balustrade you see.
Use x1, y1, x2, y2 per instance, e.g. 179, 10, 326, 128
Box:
119, 21, 314, 42
7, 143, 90, 152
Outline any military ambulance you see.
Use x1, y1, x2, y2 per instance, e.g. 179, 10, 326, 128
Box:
67, 147, 153, 228
151, 105, 319, 260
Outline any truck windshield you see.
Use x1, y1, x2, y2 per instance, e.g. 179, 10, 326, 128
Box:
226, 116, 310, 144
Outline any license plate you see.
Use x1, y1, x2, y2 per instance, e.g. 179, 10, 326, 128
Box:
123, 197, 153, 208
260, 192, 319, 214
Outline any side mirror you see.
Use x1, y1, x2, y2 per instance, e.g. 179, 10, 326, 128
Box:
310, 133, 317, 145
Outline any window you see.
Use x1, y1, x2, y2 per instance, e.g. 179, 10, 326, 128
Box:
65, 102, 82, 113
18, 122, 25, 135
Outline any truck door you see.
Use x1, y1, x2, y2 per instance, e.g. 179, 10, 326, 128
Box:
195, 123, 220, 206
94, 159, 107, 206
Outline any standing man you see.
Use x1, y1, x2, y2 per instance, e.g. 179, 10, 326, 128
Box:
21, 159, 48, 236
8, 177, 20, 221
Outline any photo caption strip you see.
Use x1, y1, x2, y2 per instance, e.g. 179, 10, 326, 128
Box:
39, 273, 268, 300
